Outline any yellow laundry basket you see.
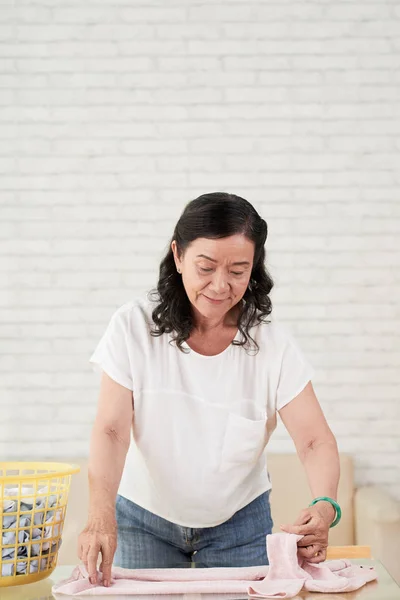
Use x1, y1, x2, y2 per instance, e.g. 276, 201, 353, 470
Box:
0, 462, 80, 587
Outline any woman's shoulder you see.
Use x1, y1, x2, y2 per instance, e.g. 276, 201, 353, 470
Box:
253, 315, 298, 350
110, 294, 157, 329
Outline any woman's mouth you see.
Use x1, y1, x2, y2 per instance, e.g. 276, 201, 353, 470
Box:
203, 295, 226, 304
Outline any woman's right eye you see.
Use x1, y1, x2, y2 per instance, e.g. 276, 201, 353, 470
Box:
200, 267, 213, 273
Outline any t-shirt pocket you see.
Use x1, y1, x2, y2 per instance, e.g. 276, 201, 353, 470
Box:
220, 411, 268, 472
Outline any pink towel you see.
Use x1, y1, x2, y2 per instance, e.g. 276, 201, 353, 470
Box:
248, 533, 377, 598
52, 564, 269, 595
52, 533, 377, 597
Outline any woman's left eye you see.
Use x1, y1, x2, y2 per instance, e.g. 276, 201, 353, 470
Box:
199, 267, 243, 276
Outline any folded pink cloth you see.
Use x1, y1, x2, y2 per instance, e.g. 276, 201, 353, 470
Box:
52, 533, 377, 597
52, 564, 268, 595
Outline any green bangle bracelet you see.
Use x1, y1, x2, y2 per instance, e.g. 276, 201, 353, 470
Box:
309, 496, 342, 528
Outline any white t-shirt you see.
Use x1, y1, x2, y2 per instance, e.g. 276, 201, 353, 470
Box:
89, 296, 314, 528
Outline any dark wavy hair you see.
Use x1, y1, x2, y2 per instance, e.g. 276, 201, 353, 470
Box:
149, 192, 274, 353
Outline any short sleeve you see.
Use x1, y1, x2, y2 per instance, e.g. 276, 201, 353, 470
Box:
275, 332, 315, 412
89, 307, 134, 391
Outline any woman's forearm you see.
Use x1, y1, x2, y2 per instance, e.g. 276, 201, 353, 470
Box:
87, 422, 130, 521
300, 438, 340, 521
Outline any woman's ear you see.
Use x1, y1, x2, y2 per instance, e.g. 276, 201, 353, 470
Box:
171, 240, 181, 272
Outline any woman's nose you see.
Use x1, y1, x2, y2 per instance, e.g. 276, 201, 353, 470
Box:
209, 272, 229, 293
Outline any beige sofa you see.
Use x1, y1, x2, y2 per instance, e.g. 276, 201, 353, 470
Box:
58, 453, 400, 583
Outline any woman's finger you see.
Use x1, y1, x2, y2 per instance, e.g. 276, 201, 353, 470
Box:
87, 545, 100, 585
297, 534, 318, 547
100, 546, 113, 588
280, 521, 315, 535
293, 510, 312, 527
77, 542, 82, 561
297, 544, 320, 559
306, 548, 327, 564
80, 542, 90, 569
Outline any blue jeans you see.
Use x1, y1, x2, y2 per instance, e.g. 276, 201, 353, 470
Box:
114, 490, 273, 569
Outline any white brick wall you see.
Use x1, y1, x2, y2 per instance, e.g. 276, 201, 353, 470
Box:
1, 1, 399, 502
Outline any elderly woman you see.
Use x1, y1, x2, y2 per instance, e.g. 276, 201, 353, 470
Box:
78, 192, 340, 587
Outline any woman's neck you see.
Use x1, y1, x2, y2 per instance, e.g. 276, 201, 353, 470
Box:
192, 306, 240, 335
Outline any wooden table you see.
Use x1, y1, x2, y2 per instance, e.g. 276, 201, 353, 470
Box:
0, 560, 398, 600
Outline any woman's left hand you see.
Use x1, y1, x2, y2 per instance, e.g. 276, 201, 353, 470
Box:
279, 502, 335, 564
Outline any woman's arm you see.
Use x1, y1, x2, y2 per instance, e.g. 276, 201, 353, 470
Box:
278, 381, 340, 561
278, 381, 339, 507
79, 372, 133, 586
88, 371, 133, 519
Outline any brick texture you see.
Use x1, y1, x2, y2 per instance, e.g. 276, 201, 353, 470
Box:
1, 1, 399, 501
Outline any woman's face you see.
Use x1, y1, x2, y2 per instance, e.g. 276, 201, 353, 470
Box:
171, 235, 255, 321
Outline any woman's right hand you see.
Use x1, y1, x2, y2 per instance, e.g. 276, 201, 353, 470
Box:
78, 514, 118, 587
